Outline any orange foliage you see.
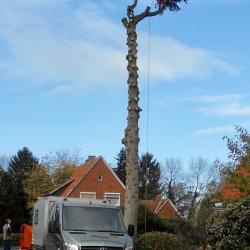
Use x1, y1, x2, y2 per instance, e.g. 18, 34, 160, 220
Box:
236, 166, 250, 177
221, 181, 243, 200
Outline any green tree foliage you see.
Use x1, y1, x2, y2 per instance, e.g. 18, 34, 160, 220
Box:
114, 148, 126, 185
7, 147, 39, 227
207, 197, 250, 250
164, 218, 204, 248
52, 164, 77, 186
223, 125, 250, 165
115, 151, 162, 199
194, 197, 215, 246
41, 149, 81, 185
8, 147, 38, 181
24, 165, 54, 209
0, 166, 19, 232
137, 205, 166, 234
139, 153, 162, 199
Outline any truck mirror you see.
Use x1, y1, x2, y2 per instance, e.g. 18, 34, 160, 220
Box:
128, 224, 134, 237
49, 221, 58, 233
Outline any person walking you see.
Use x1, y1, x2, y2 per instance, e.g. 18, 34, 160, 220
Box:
2, 218, 12, 250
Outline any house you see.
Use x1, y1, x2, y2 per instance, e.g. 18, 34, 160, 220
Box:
48, 156, 180, 219
48, 156, 126, 206
138, 195, 181, 219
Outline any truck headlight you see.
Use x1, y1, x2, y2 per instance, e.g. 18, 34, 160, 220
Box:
64, 243, 79, 250
125, 246, 133, 250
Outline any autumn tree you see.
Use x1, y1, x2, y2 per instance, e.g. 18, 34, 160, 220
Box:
122, 0, 187, 233
215, 126, 250, 202
24, 165, 54, 209
41, 149, 81, 185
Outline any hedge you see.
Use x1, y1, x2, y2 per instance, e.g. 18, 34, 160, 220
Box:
135, 232, 183, 250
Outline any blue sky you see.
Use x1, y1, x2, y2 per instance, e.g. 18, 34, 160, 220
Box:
0, 0, 250, 167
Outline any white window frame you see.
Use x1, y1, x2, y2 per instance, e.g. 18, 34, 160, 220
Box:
80, 192, 96, 200
98, 174, 103, 181
105, 192, 120, 206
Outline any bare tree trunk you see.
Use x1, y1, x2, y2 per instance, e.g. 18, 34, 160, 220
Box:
121, 0, 187, 236
123, 18, 140, 235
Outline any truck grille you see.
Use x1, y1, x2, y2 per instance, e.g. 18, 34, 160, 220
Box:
81, 247, 123, 250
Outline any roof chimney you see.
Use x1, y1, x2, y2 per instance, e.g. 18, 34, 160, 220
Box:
85, 155, 96, 163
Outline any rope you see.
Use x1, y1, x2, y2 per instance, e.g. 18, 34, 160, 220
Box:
144, 11, 152, 233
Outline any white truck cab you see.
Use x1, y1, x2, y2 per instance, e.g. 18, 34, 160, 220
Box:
32, 196, 134, 250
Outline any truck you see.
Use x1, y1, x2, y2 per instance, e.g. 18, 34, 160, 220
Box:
32, 196, 134, 250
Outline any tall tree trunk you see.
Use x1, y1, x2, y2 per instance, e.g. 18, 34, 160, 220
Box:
123, 19, 141, 235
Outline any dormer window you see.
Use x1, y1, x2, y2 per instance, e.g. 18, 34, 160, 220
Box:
98, 175, 103, 181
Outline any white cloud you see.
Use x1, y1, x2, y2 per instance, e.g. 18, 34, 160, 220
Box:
192, 125, 233, 136
195, 94, 250, 117
199, 103, 250, 116
0, 0, 238, 94
195, 94, 246, 103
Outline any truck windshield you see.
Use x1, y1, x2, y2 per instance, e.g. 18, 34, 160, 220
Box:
63, 206, 126, 233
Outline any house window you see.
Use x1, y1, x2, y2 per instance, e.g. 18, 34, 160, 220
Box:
98, 175, 103, 181
80, 192, 96, 200
105, 193, 120, 206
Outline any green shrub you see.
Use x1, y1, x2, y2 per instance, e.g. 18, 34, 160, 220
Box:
137, 205, 166, 234
207, 197, 250, 250
163, 218, 204, 247
0, 233, 20, 246
135, 232, 182, 250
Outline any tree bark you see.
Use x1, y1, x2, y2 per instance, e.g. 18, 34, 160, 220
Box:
123, 19, 141, 235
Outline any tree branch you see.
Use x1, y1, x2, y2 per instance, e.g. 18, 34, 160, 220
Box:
129, 0, 138, 10
134, 6, 150, 24
127, 0, 139, 20
134, 5, 166, 24
122, 17, 128, 28
147, 5, 165, 17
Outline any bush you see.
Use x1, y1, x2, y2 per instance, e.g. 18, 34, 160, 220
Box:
137, 205, 166, 234
137, 206, 202, 249
207, 197, 250, 250
163, 218, 204, 247
135, 232, 182, 250
0, 233, 20, 246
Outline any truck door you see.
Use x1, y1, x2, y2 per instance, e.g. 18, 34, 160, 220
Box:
45, 206, 62, 250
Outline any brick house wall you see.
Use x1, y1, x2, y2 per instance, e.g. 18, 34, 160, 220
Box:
48, 156, 126, 207
69, 159, 125, 206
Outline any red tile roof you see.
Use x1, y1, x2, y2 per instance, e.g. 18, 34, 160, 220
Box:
138, 195, 180, 218
61, 157, 100, 197
48, 157, 100, 197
